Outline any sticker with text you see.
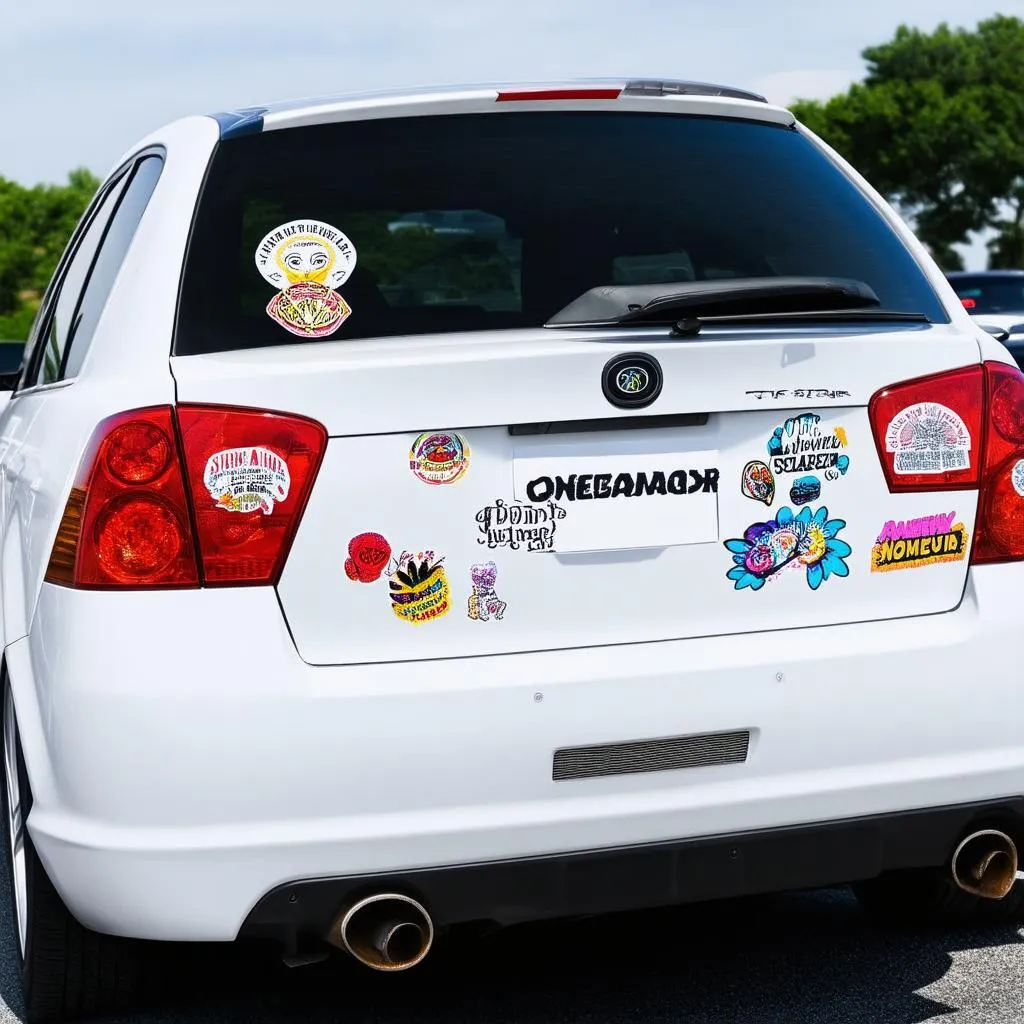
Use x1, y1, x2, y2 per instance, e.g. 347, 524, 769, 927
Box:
767, 412, 850, 482
884, 403, 970, 474
1013, 459, 1024, 497
388, 551, 450, 624
741, 460, 775, 506
475, 498, 567, 552
724, 505, 850, 592
204, 447, 289, 515
870, 513, 968, 572
523, 467, 719, 503
789, 475, 821, 505
255, 219, 356, 338
409, 432, 469, 485
467, 561, 507, 622
344, 532, 392, 583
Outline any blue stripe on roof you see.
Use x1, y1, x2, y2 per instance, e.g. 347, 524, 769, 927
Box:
210, 107, 268, 140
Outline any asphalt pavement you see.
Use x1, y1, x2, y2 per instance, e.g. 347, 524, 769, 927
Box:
0, 854, 1021, 1024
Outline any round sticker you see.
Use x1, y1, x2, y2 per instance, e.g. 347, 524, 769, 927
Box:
409, 433, 469, 485
1013, 459, 1024, 497
254, 220, 357, 290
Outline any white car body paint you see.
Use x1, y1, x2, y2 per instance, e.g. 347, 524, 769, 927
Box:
0, 82, 1020, 945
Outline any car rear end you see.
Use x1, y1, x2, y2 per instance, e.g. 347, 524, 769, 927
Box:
22, 82, 1024, 965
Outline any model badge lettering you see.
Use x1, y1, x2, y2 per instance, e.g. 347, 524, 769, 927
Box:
525, 468, 719, 503
870, 512, 968, 572
204, 446, 290, 514
885, 402, 971, 474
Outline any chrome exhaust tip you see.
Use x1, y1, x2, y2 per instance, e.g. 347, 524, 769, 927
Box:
332, 893, 433, 971
951, 829, 1019, 900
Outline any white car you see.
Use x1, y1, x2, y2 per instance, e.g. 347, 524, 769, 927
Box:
2, 79, 1023, 1021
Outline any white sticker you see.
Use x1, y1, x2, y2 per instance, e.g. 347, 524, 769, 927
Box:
884, 402, 971, 475
204, 447, 290, 515
254, 220, 356, 289
1013, 459, 1024, 497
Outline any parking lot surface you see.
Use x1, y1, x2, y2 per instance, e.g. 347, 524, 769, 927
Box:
0, 853, 1021, 1024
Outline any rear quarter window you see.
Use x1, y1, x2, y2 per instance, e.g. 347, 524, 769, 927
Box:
175, 112, 948, 355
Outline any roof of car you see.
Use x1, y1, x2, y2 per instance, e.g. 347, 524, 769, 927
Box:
207, 78, 787, 140
947, 270, 1024, 278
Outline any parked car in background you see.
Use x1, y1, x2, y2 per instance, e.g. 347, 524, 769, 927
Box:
947, 271, 1024, 369
3, 79, 1024, 1022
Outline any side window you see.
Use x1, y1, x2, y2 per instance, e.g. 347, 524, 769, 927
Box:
26, 155, 163, 388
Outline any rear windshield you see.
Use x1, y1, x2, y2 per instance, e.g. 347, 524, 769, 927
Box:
949, 275, 1024, 316
174, 112, 947, 355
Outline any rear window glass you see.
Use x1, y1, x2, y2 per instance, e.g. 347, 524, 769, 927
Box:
175, 112, 947, 355
950, 275, 1024, 316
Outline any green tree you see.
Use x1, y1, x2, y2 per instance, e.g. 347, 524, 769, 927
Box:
791, 15, 1024, 271
0, 168, 99, 339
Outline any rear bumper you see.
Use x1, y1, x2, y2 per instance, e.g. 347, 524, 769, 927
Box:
240, 799, 1024, 943
10, 565, 1024, 942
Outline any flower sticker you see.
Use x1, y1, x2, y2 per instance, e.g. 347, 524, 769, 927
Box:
724, 505, 851, 592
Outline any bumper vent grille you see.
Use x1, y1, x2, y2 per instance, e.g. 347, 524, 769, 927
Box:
553, 729, 750, 782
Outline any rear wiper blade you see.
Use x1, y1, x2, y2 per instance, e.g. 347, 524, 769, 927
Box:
545, 277, 882, 328
665, 308, 929, 335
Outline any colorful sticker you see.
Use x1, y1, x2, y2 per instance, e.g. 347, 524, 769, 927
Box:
388, 551, 450, 624
476, 498, 567, 552
467, 562, 507, 621
767, 413, 850, 478
344, 532, 392, 583
870, 513, 968, 572
789, 475, 821, 505
724, 505, 850, 592
741, 460, 775, 506
204, 447, 289, 515
884, 403, 971, 474
255, 220, 356, 338
409, 433, 470, 485
1012, 459, 1024, 497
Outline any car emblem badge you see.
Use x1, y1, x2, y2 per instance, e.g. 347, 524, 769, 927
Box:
602, 352, 663, 409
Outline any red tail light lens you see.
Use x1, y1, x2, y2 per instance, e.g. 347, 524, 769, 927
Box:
45, 404, 327, 589
868, 361, 1024, 566
973, 362, 1024, 563
176, 405, 327, 585
45, 407, 199, 588
496, 88, 622, 102
868, 365, 984, 491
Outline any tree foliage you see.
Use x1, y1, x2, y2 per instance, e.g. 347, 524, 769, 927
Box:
791, 15, 1024, 271
0, 169, 99, 339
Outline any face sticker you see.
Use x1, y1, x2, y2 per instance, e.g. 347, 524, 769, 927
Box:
741, 460, 775, 506
884, 403, 971, 474
204, 447, 290, 515
388, 551, 450, 624
467, 561, 507, 622
1013, 459, 1024, 497
475, 498, 567, 552
789, 475, 821, 506
870, 513, 968, 572
344, 532, 392, 583
767, 413, 850, 480
409, 433, 469, 485
724, 505, 850, 592
255, 220, 357, 338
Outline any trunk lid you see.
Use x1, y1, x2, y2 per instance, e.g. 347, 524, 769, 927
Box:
171, 322, 981, 665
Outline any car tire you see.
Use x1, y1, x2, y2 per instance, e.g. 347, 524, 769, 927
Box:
2, 672, 145, 1022
852, 866, 1024, 927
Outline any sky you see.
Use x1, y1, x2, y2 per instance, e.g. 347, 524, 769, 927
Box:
1, 0, 1019, 270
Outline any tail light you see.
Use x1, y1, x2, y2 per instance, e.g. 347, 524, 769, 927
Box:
868, 361, 1024, 565
45, 404, 326, 589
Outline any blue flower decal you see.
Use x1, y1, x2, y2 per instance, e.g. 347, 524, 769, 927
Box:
724, 505, 850, 591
